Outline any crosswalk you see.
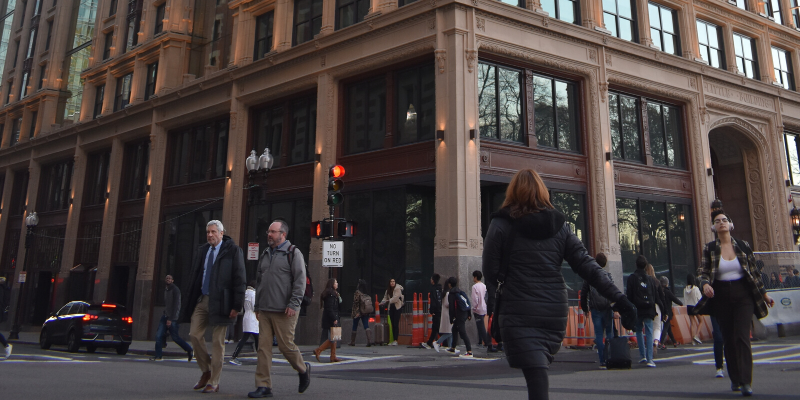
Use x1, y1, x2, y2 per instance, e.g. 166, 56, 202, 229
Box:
656, 344, 800, 365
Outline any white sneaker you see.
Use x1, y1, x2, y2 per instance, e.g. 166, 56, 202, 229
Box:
389, 341, 398, 346
433, 342, 441, 353
459, 352, 473, 358
716, 369, 724, 378
4, 344, 11, 359
421, 343, 431, 349
639, 358, 647, 364
229, 358, 242, 366
646, 361, 656, 368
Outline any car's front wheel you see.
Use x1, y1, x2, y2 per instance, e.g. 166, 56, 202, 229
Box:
66, 330, 80, 353
116, 344, 129, 355
39, 329, 51, 350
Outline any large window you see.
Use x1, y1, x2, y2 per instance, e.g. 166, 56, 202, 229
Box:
648, 2, 679, 55
764, 0, 782, 24
478, 62, 524, 143
733, 33, 759, 79
252, 94, 317, 166
336, 0, 369, 30
785, 132, 800, 186
609, 92, 685, 167
617, 197, 695, 295
793, 0, 800, 28
9, 170, 29, 216
39, 159, 74, 212
45, 20, 52, 50
603, 0, 637, 42
772, 47, 795, 91
395, 64, 435, 145
289, 96, 316, 164
253, 105, 284, 164
123, 141, 149, 200
144, 62, 158, 100
169, 117, 229, 186
293, 0, 322, 46
84, 150, 110, 206
697, 19, 725, 69
154, 2, 165, 35
102, 31, 112, 60
254, 12, 273, 60
646, 101, 684, 168
541, 0, 579, 24
532, 74, 579, 151
114, 73, 132, 111
9, 116, 21, 146
345, 76, 385, 154
93, 85, 104, 118
608, 92, 641, 162
734, 0, 747, 10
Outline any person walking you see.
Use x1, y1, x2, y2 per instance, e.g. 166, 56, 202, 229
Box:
432, 282, 453, 352
0, 277, 11, 359
248, 220, 311, 398
314, 278, 342, 363
379, 278, 404, 346
693, 211, 775, 397
685, 274, 703, 345
645, 264, 665, 355
230, 280, 259, 365
446, 277, 473, 358
579, 253, 614, 369
181, 220, 246, 393
657, 276, 683, 349
150, 275, 193, 362
768, 272, 784, 290
422, 274, 442, 350
350, 279, 372, 347
786, 269, 800, 288
471, 271, 492, 351
711, 315, 725, 378
483, 169, 636, 400
627, 255, 664, 368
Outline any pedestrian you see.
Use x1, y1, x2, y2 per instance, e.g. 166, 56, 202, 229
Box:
422, 274, 442, 350
483, 169, 635, 400
627, 255, 664, 368
711, 315, 725, 378
433, 281, 454, 352
379, 278, 404, 346
787, 269, 800, 288
471, 270, 492, 351
645, 264, 666, 354
768, 272, 784, 290
248, 220, 311, 398
150, 275, 193, 362
685, 273, 703, 345
350, 279, 372, 347
230, 280, 259, 366
180, 220, 246, 393
446, 277, 473, 358
314, 278, 342, 363
657, 276, 683, 349
579, 253, 614, 369
0, 277, 11, 359
694, 210, 775, 396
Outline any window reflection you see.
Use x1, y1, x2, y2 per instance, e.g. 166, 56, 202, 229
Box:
785, 133, 800, 185
478, 61, 523, 143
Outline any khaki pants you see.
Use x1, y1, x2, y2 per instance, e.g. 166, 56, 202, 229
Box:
189, 296, 228, 386
255, 311, 306, 388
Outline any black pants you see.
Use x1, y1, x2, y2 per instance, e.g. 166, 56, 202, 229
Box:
389, 304, 401, 341
231, 332, 259, 359
523, 368, 549, 400
474, 313, 489, 346
660, 314, 676, 344
711, 315, 724, 370
451, 311, 471, 352
713, 279, 754, 385
0, 331, 7, 347
426, 313, 441, 346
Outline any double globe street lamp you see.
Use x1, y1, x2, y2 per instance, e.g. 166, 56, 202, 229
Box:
245, 148, 274, 189
9, 211, 39, 340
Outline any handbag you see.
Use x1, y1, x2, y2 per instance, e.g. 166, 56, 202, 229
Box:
490, 228, 516, 343
330, 326, 342, 342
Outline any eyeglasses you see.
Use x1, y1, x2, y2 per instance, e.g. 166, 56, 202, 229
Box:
267, 229, 282, 234
713, 218, 729, 224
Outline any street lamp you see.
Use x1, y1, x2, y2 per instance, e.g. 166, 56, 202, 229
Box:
9, 212, 39, 340
245, 148, 274, 188
711, 198, 723, 214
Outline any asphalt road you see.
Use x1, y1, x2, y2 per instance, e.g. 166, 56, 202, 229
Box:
1, 338, 799, 399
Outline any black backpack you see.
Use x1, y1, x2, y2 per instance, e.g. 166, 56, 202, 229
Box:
286, 245, 313, 307
631, 273, 654, 310
454, 289, 471, 312
588, 271, 613, 311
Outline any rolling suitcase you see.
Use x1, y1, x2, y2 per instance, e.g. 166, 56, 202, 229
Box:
604, 326, 632, 369
373, 322, 387, 345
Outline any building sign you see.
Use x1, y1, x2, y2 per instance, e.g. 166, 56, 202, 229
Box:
248, 243, 259, 261
322, 241, 343, 268
18, 272, 26, 283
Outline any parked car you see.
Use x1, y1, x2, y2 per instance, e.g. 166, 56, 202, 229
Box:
40, 301, 133, 355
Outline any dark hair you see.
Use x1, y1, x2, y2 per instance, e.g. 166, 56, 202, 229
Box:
710, 210, 731, 224
431, 273, 441, 284
472, 270, 483, 281
320, 278, 338, 303
794, 269, 799, 275
386, 279, 397, 296
357, 279, 367, 293
687, 273, 697, 287
636, 255, 648, 270
247, 279, 257, 288
595, 253, 608, 268
501, 169, 554, 218
445, 277, 458, 290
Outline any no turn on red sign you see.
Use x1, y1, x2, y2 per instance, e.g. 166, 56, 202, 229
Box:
322, 241, 343, 268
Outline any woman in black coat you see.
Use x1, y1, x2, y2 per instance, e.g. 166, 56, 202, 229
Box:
483, 169, 636, 400
313, 279, 341, 363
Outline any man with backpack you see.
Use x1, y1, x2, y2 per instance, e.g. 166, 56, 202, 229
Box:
446, 277, 473, 358
422, 274, 442, 350
626, 255, 665, 368
580, 253, 614, 369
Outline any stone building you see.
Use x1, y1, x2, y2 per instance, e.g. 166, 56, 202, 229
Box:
0, 0, 798, 342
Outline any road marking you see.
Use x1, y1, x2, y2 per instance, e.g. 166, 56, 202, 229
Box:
228, 354, 403, 367
658, 344, 800, 362
690, 345, 800, 365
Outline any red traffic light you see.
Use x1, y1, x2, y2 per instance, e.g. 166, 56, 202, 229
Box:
329, 165, 345, 178
311, 220, 332, 238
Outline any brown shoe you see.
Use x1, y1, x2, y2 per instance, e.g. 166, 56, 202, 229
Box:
193, 371, 211, 390
313, 348, 321, 362
201, 384, 219, 393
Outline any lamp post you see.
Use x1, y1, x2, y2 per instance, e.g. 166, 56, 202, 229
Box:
245, 148, 274, 189
711, 198, 723, 214
9, 212, 39, 340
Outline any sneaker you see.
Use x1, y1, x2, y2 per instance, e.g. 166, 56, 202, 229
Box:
646, 361, 656, 368
446, 348, 461, 355
298, 362, 311, 393
599, 363, 607, 370
459, 352, 473, 358
639, 358, 648, 364
229, 358, 242, 366
4, 344, 11, 359
389, 341, 398, 346
433, 342, 441, 353
421, 343, 431, 349
715, 369, 724, 378
149, 356, 163, 361
693, 337, 703, 345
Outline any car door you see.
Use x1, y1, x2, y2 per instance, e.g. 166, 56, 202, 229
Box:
49, 302, 74, 343
65, 303, 88, 338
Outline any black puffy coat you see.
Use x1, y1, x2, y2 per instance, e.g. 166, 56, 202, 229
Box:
321, 291, 340, 329
483, 208, 624, 369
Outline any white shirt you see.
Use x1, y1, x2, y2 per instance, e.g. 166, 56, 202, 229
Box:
471, 281, 487, 315
717, 256, 745, 281
684, 286, 702, 306
242, 287, 258, 333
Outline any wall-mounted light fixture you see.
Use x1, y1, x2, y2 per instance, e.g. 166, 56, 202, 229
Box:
469, 129, 476, 140
104, 191, 110, 199
69, 198, 73, 205
145, 184, 151, 192
314, 152, 321, 163
226, 170, 232, 179
436, 130, 445, 140
679, 211, 685, 222
605, 151, 612, 161
707, 167, 714, 176
786, 179, 792, 187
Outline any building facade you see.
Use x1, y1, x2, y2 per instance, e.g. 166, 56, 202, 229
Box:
0, 0, 798, 342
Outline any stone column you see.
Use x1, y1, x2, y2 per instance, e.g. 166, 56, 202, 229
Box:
319, 0, 337, 36
234, 5, 255, 65
16, 108, 32, 145
38, 93, 59, 135
721, 24, 738, 74
274, 0, 295, 52
157, 40, 184, 93
93, 138, 124, 304
637, 0, 654, 47
55, 140, 87, 306
130, 56, 147, 104
9, 157, 41, 328
221, 85, 246, 243
102, 71, 116, 115
131, 116, 168, 339
526, 0, 545, 15
681, 1, 700, 60
0, 115, 12, 148
757, 31, 773, 84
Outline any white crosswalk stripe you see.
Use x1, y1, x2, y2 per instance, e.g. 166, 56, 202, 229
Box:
656, 344, 800, 365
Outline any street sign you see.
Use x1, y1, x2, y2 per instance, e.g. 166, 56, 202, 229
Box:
18, 272, 26, 283
247, 243, 259, 260
322, 240, 343, 268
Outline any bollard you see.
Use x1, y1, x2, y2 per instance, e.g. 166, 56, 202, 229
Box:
426, 293, 432, 340
411, 293, 422, 346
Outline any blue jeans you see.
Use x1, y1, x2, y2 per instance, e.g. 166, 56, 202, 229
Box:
352, 315, 369, 331
591, 309, 613, 364
436, 332, 453, 348
634, 317, 654, 362
711, 315, 724, 369
155, 315, 192, 358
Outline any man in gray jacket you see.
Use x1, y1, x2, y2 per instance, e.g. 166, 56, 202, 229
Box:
248, 220, 310, 398
150, 275, 193, 361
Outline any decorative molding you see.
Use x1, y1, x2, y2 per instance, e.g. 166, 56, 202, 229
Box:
587, 49, 597, 62
435, 49, 446, 74
476, 17, 485, 32
605, 53, 612, 66
465, 49, 477, 73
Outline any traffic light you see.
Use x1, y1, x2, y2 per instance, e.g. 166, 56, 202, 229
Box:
328, 165, 345, 206
337, 220, 357, 238
310, 220, 332, 239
